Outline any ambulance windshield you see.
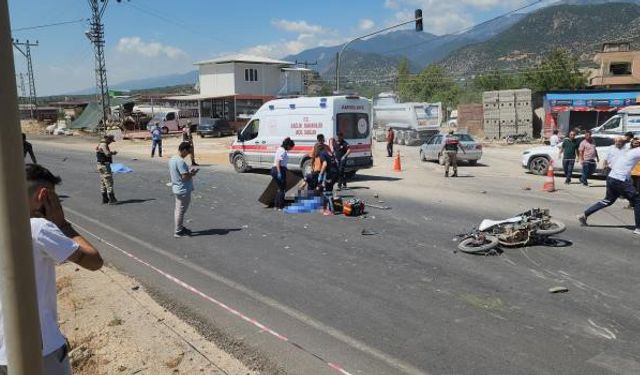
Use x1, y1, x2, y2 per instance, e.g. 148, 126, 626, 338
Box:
337, 113, 369, 139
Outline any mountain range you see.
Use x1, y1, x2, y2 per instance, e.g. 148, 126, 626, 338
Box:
70, 0, 640, 94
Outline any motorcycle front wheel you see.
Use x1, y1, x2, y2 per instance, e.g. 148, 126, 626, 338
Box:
457, 235, 500, 254
536, 219, 566, 236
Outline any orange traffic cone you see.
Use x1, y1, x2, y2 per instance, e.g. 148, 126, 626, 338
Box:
393, 151, 402, 172
543, 162, 555, 192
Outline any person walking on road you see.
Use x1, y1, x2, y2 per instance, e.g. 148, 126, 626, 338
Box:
271, 137, 295, 210
96, 134, 118, 204
386, 128, 395, 157
182, 122, 199, 166
441, 131, 466, 177
150, 122, 163, 157
559, 130, 579, 184
0, 164, 103, 375
23, 133, 37, 164
578, 130, 599, 186
333, 132, 352, 190
170, 142, 199, 238
578, 138, 640, 235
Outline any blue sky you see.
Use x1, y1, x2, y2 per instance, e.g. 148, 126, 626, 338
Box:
8, 0, 553, 95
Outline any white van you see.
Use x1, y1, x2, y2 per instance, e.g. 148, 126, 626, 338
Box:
229, 96, 373, 174
146, 108, 199, 134
593, 106, 640, 134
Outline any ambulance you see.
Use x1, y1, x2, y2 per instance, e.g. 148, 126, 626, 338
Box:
229, 96, 373, 175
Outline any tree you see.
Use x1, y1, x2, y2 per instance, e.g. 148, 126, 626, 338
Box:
473, 71, 522, 92
523, 48, 587, 92
395, 58, 414, 102
412, 64, 461, 109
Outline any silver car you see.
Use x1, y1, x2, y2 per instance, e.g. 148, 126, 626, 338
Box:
419, 133, 483, 165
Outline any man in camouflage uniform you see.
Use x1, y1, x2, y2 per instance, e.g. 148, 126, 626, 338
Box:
441, 131, 466, 177
96, 134, 118, 204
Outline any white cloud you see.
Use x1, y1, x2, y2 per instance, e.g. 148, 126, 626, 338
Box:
116, 37, 187, 59
271, 19, 326, 34
384, 0, 531, 35
358, 19, 375, 31
385, 0, 400, 9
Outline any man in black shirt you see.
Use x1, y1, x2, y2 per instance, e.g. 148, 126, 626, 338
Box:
333, 132, 351, 190
23, 133, 37, 164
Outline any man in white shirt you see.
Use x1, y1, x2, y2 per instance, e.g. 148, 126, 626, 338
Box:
549, 129, 560, 147
578, 138, 640, 235
604, 136, 627, 174
0, 164, 103, 375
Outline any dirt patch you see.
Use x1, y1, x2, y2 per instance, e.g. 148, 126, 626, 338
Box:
57, 264, 255, 375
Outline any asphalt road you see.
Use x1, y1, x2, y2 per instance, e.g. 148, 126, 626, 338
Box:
35, 140, 640, 375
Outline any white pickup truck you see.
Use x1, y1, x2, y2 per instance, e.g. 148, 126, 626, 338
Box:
593, 105, 640, 134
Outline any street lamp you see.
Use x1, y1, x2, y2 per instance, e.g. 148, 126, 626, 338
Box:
335, 9, 423, 93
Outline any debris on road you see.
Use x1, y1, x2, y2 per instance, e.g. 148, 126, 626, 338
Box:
548, 286, 569, 294
367, 203, 391, 210
361, 229, 378, 236
522, 186, 532, 191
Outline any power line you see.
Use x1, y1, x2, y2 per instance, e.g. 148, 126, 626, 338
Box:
379, 0, 543, 56
12, 39, 39, 118
11, 18, 86, 32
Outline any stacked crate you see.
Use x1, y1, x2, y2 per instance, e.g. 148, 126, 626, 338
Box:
482, 91, 500, 139
482, 89, 533, 139
457, 104, 484, 137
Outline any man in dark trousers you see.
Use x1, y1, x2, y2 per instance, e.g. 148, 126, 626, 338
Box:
559, 130, 578, 184
333, 132, 351, 190
386, 128, 395, 157
23, 133, 37, 163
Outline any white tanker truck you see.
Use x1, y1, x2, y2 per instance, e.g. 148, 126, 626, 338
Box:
372, 93, 444, 146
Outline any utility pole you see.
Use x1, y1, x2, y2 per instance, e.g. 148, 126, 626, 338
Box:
86, 0, 111, 132
335, 9, 423, 93
0, 0, 45, 374
12, 39, 38, 119
18, 72, 26, 103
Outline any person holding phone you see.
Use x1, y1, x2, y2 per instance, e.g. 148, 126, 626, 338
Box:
170, 142, 199, 238
0, 164, 103, 375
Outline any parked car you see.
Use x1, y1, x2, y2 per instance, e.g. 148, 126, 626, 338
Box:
197, 118, 234, 138
521, 134, 616, 175
419, 133, 483, 165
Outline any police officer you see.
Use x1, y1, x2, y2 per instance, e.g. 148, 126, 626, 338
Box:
441, 131, 466, 177
96, 134, 118, 204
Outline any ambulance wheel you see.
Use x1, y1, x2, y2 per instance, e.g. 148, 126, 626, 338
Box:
233, 154, 248, 173
162, 126, 169, 134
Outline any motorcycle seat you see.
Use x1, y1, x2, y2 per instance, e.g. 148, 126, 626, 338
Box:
479, 216, 523, 231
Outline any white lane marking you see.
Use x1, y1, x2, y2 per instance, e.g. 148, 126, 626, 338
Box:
65, 207, 428, 375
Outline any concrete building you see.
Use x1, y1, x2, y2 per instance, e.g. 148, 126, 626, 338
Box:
165, 54, 311, 130
590, 42, 640, 89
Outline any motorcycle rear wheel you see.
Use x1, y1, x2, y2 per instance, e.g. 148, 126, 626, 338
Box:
536, 219, 566, 236
458, 235, 500, 254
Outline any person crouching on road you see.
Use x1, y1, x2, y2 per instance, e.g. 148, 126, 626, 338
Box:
307, 134, 326, 192
150, 122, 163, 157
96, 134, 118, 204
441, 131, 466, 177
170, 142, 200, 238
318, 145, 339, 215
578, 138, 640, 236
182, 122, 199, 166
271, 137, 295, 210
0, 164, 103, 375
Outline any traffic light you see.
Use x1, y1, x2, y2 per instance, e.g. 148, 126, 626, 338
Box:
415, 9, 423, 32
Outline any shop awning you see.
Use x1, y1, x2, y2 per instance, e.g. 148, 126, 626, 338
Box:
546, 91, 640, 108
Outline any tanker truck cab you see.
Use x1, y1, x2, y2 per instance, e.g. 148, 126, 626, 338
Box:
230, 96, 373, 174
